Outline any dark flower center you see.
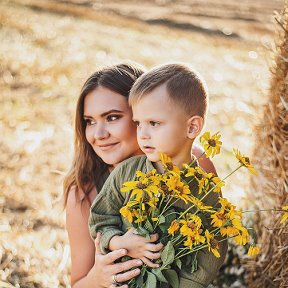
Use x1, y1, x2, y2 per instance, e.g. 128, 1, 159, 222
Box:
208, 139, 216, 147
244, 157, 250, 164
195, 172, 203, 180
166, 162, 174, 171
210, 238, 219, 249
162, 184, 173, 195
137, 183, 147, 189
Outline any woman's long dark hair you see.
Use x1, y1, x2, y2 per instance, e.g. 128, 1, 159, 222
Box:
63, 63, 145, 206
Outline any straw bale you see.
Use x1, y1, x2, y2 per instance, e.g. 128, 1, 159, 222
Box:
244, 4, 288, 288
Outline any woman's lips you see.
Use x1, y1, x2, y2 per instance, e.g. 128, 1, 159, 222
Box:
97, 142, 120, 151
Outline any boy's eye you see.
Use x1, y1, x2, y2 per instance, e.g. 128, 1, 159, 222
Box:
150, 121, 160, 127
107, 115, 121, 122
84, 118, 96, 126
133, 120, 140, 126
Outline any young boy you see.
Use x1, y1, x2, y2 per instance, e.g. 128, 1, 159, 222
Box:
89, 63, 227, 288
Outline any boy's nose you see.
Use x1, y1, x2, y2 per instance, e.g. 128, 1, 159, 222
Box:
137, 125, 150, 140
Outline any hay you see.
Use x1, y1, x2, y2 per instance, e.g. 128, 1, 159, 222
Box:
244, 4, 288, 288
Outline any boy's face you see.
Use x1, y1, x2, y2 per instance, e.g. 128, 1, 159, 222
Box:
132, 85, 193, 166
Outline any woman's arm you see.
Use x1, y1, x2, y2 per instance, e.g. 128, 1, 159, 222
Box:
192, 144, 217, 175
66, 187, 142, 288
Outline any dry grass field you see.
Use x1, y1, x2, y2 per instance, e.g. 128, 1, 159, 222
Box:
0, 0, 284, 287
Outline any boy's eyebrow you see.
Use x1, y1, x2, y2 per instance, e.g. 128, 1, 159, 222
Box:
83, 109, 124, 118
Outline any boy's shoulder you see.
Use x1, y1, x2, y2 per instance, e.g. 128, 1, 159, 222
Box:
119, 154, 147, 168
108, 155, 149, 181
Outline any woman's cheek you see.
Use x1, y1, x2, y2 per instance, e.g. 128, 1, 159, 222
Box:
85, 127, 93, 145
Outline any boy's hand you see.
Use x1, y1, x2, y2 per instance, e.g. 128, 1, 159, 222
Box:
109, 229, 164, 268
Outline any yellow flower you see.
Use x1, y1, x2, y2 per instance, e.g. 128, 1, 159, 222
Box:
205, 230, 220, 258
183, 236, 193, 249
211, 212, 227, 228
248, 245, 260, 257
185, 167, 209, 194
160, 153, 180, 175
179, 214, 202, 237
146, 196, 159, 208
234, 227, 250, 245
165, 175, 191, 203
207, 173, 225, 193
233, 149, 257, 175
183, 234, 205, 249
220, 218, 244, 238
121, 178, 159, 201
168, 220, 180, 236
200, 132, 222, 158
220, 225, 240, 237
219, 198, 242, 219
280, 205, 288, 224
133, 209, 147, 223
120, 206, 135, 223
189, 196, 214, 212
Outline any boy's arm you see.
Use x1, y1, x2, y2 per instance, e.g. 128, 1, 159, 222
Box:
180, 181, 227, 287
88, 170, 126, 254
179, 240, 227, 288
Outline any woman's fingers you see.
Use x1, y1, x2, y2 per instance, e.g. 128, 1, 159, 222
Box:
114, 268, 141, 284
94, 232, 102, 255
101, 248, 128, 265
113, 258, 143, 274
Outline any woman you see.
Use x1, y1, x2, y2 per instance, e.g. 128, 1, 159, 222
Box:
64, 63, 217, 288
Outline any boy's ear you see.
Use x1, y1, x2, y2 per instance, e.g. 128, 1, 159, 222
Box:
186, 116, 204, 139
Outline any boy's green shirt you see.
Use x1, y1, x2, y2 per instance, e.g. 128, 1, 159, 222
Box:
89, 155, 227, 288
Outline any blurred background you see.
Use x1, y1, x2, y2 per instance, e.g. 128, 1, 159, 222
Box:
0, 0, 284, 287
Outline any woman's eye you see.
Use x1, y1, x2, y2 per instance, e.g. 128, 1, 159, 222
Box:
150, 121, 160, 127
84, 119, 96, 126
107, 115, 120, 122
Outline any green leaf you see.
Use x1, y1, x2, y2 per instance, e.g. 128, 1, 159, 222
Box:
191, 252, 198, 273
161, 241, 175, 266
162, 269, 179, 288
135, 227, 150, 238
175, 258, 182, 270
146, 271, 157, 288
151, 207, 160, 218
135, 274, 144, 288
151, 268, 168, 283
144, 219, 154, 233
159, 215, 166, 224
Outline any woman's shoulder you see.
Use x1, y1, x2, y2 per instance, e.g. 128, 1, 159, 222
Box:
66, 185, 97, 212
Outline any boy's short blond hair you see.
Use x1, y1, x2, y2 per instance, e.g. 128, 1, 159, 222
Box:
129, 63, 208, 120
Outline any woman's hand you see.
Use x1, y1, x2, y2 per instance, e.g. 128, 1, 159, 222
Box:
109, 229, 163, 268
87, 233, 143, 288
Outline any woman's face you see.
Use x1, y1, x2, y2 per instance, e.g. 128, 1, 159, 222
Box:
84, 86, 142, 166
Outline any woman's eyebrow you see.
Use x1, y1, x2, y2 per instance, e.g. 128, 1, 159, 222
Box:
100, 109, 124, 117
83, 109, 124, 119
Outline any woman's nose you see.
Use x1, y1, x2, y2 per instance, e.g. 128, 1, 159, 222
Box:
93, 123, 109, 140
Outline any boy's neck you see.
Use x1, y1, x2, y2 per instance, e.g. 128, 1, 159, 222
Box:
153, 153, 194, 173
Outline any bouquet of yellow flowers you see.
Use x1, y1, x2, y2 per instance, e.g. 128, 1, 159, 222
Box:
118, 132, 286, 288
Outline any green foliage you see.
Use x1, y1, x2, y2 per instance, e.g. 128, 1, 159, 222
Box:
161, 241, 175, 267
162, 269, 179, 288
